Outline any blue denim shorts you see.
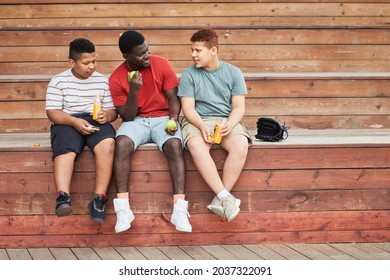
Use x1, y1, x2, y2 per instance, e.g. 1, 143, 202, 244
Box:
116, 116, 183, 151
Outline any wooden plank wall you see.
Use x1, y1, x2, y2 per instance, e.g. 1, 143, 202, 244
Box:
1, 0, 390, 132
0, 0, 390, 247
1, 133, 390, 248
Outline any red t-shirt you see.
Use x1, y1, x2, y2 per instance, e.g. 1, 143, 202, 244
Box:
109, 55, 179, 117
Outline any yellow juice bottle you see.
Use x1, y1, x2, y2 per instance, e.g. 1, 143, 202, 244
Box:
213, 123, 223, 144
92, 93, 102, 121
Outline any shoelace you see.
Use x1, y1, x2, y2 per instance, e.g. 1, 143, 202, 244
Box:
177, 210, 191, 218
56, 195, 70, 204
94, 199, 106, 212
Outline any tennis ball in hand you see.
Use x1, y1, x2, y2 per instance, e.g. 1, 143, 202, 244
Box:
128, 71, 137, 80
166, 119, 177, 130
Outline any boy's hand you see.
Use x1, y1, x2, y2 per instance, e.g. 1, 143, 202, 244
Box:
94, 110, 108, 124
73, 118, 94, 135
201, 125, 213, 144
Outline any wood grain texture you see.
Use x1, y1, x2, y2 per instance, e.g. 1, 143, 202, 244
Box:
1, 0, 390, 248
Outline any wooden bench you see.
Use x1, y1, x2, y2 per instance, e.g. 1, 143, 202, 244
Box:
1, 129, 389, 248
0, 0, 390, 248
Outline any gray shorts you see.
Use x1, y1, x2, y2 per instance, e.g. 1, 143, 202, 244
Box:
116, 116, 184, 151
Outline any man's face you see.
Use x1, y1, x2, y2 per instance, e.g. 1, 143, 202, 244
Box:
70, 52, 97, 80
191, 41, 215, 69
125, 42, 151, 70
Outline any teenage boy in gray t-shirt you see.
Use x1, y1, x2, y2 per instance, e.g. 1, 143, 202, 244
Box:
178, 29, 252, 222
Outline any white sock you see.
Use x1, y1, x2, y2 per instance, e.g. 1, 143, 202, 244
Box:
217, 189, 230, 200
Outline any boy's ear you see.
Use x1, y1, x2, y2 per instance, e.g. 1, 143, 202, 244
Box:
211, 46, 218, 55
68, 58, 75, 67
123, 53, 128, 59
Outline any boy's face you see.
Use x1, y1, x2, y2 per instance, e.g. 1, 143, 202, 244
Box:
191, 41, 217, 69
124, 42, 151, 70
70, 52, 97, 80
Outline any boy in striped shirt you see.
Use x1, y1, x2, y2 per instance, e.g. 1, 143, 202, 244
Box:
45, 38, 117, 223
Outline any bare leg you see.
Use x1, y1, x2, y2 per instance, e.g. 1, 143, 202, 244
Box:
162, 138, 186, 195
221, 135, 249, 191
113, 135, 135, 233
164, 138, 192, 232
53, 152, 77, 193
114, 135, 135, 195
186, 136, 225, 194
93, 138, 115, 194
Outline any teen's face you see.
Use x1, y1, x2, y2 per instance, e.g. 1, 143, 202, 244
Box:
70, 52, 97, 80
125, 42, 151, 70
191, 41, 215, 69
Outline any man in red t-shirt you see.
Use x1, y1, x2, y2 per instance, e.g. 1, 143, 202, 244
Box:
109, 30, 191, 233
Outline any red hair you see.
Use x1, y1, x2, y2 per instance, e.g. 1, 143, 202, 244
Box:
190, 29, 219, 49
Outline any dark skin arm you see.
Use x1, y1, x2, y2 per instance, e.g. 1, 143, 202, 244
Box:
116, 72, 142, 122
115, 71, 181, 135
165, 87, 181, 135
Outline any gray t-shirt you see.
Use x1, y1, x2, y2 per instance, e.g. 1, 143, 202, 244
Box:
178, 60, 247, 118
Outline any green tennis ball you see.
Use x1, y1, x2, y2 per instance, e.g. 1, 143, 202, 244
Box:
166, 119, 177, 130
128, 71, 137, 80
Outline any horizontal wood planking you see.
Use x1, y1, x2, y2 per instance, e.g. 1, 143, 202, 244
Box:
2, 146, 390, 173
0, 212, 389, 248
2, 115, 390, 133
1, 77, 390, 131
1, 189, 389, 215
1, 27, 390, 74
2, 79, 390, 101
4, 29, 390, 46
4, 60, 390, 75
2, 168, 390, 194
2, 98, 389, 118
1, 3, 389, 18
1, 1, 390, 248
1, 212, 389, 236
1, 99, 389, 130
3, 0, 390, 4
3, 45, 389, 62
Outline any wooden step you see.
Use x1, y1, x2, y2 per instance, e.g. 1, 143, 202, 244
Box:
1, 73, 390, 132
0, 130, 389, 247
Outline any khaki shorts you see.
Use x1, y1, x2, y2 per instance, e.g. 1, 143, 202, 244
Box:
181, 117, 253, 149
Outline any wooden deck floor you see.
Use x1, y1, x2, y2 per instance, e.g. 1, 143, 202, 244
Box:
1, 243, 390, 260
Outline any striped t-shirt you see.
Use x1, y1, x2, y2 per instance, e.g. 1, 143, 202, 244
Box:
45, 68, 115, 115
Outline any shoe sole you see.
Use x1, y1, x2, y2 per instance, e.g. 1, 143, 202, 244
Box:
170, 214, 192, 232
56, 204, 73, 217
175, 226, 192, 233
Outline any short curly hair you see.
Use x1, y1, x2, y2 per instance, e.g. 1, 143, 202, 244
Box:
119, 30, 145, 54
69, 38, 95, 61
190, 29, 219, 49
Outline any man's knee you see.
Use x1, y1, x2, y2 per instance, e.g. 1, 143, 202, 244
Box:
163, 138, 182, 154
115, 136, 134, 156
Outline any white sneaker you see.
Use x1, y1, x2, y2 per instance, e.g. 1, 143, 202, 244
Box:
207, 196, 224, 218
113, 198, 135, 233
170, 199, 192, 232
221, 195, 241, 222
